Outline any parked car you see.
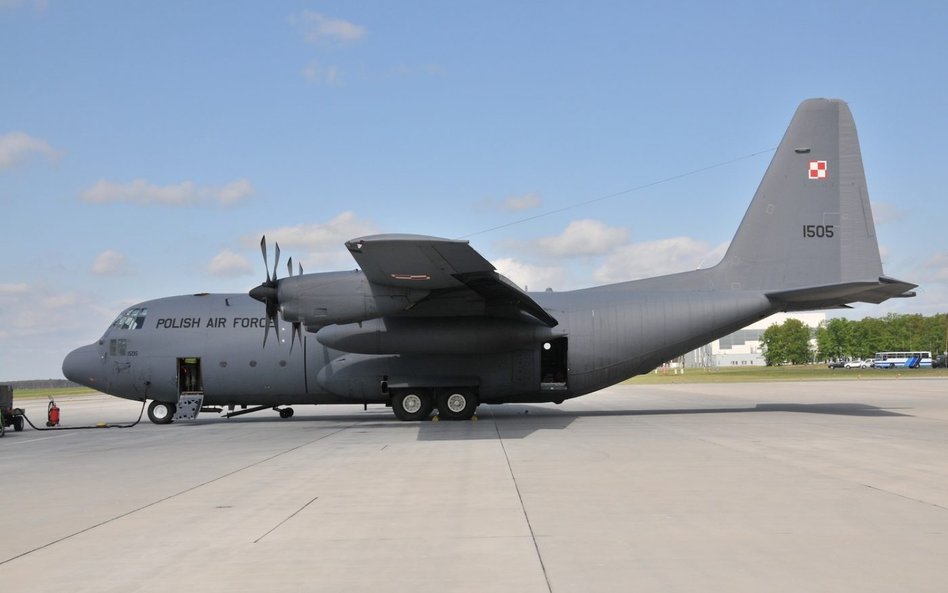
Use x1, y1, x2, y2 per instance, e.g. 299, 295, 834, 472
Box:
845, 359, 874, 369
933, 354, 947, 369
827, 360, 846, 369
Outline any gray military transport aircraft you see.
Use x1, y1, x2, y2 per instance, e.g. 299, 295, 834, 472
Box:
63, 99, 916, 424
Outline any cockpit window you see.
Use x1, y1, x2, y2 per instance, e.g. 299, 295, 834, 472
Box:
111, 307, 148, 330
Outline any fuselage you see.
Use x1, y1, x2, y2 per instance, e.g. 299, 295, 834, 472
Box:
63, 271, 777, 409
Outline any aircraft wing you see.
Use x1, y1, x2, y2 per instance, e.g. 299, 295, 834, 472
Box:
346, 234, 558, 327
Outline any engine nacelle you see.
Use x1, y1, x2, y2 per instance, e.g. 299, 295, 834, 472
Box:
277, 271, 427, 329
316, 317, 557, 354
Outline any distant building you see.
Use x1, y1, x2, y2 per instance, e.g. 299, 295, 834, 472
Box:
684, 312, 826, 367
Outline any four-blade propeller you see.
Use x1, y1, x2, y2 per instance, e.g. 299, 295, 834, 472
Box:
248, 236, 305, 352
284, 257, 303, 353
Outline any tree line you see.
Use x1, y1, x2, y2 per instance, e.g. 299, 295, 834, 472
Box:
760, 313, 948, 366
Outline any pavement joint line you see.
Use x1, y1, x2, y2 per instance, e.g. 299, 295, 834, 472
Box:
490, 409, 554, 593
0, 432, 76, 446
0, 423, 356, 567
861, 483, 948, 512
254, 495, 320, 544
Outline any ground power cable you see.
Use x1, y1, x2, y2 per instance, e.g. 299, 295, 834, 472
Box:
18, 399, 147, 431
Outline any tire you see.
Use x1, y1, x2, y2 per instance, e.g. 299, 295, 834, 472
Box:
279, 407, 295, 419
13, 416, 23, 432
436, 389, 478, 421
392, 390, 433, 421
148, 401, 176, 425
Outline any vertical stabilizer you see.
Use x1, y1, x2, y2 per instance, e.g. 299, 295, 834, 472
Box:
715, 99, 885, 293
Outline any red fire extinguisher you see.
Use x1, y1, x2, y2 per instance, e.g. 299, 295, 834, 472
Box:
47, 399, 60, 427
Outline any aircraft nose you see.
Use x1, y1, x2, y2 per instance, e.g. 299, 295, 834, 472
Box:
62, 344, 102, 387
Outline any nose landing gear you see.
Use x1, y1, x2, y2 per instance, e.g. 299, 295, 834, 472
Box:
147, 400, 176, 425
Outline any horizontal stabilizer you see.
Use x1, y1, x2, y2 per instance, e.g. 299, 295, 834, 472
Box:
766, 276, 918, 309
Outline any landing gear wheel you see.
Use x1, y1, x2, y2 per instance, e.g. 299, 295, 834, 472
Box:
12, 416, 23, 432
437, 389, 478, 421
279, 407, 295, 419
392, 390, 433, 421
147, 400, 176, 425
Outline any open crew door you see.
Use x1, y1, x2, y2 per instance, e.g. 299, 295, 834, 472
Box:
540, 337, 568, 391
178, 357, 203, 394
175, 357, 204, 420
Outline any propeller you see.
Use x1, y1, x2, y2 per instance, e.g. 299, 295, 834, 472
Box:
286, 257, 303, 277
250, 236, 306, 352
285, 257, 304, 354
249, 236, 281, 348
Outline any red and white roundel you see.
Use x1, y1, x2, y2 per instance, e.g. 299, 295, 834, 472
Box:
808, 160, 828, 180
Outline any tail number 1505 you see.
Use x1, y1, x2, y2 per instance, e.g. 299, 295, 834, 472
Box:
803, 224, 835, 238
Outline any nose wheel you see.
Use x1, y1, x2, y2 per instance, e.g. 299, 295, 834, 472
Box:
278, 407, 295, 419
147, 400, 176, 425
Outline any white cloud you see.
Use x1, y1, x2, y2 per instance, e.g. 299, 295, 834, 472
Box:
80, 178, 253, 207
477, 192, 543, 213
206, 250, 253, 277
927, 252, 948, 282
217, 179, 254, 205
593, 237, 722, 283
503, 192, 542, 212
248, 211, 380, 270
0, 131, 60, 169
302, 60, 341, 86
0, 283, 29, 295
91, 250, 130, 276
0, 284, 117, 375
293, 11, 366, 45
493, 258, 567, 292
879, 244, 890, 265
536, 219, 629, 257
871, 201, 904, 224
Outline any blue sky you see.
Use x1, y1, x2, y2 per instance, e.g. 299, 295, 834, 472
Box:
2, 1, 946, 380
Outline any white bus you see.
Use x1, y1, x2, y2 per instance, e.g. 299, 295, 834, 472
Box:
872, 351, 933, 369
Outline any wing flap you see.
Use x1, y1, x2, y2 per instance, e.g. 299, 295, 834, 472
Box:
453, 271, 559, 327
346, 234, 558, 327
346, 234, 492, 290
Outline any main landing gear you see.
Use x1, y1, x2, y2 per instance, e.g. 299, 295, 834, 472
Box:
390, 388, 478, 422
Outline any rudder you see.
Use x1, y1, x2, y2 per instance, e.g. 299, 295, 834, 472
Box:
714, 99, 885, 293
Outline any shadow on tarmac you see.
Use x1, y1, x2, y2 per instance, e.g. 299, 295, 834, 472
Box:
90, 401, 910, 442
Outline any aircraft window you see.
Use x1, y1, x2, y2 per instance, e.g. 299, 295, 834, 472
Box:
111, 307, 148, 330
109, 339, 127, 356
